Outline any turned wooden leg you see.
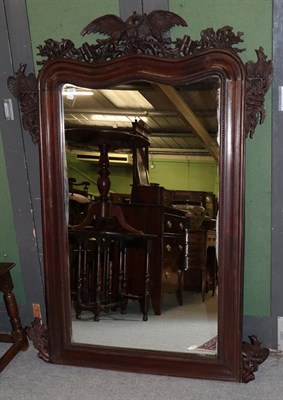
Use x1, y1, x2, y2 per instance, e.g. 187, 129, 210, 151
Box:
0, 263, 29, 372
3, 290, 28, 349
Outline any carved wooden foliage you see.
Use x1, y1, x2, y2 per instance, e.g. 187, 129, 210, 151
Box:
37, 11, 245, 65
241, 335, 270, 383
25, 317, 50, 362
7, 64, 39, 144
244, 47, 273, 138
7, 11, 272, 145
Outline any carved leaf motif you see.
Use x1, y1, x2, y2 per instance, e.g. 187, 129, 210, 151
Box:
35, 12, 248, 65
241, 335, 269, 383
191, 26, 245, 54
7, 64, 39, 144
26, 317, 50, 362
37, 39, 83, 66
245, 47, 273, 138
7, 12, 273, 145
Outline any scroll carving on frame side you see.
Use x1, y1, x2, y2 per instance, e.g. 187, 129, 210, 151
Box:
7, 64, 39, 144
244, 47, 273, 138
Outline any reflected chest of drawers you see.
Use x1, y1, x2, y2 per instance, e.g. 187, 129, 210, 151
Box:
117, 204, 186, 315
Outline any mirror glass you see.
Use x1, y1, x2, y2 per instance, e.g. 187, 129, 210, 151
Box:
62, 77, 220, 355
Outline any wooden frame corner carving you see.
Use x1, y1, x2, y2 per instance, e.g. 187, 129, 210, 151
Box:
241, 335, 270, 383
25, 317, 50, 362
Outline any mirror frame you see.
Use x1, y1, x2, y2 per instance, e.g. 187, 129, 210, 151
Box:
8, 11, 273, 382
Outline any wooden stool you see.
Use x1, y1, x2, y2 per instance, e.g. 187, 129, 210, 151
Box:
70, 230, 153, 322
0, 263, 28, 372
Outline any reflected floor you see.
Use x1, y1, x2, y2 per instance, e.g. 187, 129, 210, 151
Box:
71, 290, 218, 354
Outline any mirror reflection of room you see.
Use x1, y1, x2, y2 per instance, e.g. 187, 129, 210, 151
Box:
63, 79, 220, 354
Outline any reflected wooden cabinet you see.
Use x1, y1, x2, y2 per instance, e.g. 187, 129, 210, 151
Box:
173, 190, 217, 219
185, 228, 217, 301
116, 203, 186, 315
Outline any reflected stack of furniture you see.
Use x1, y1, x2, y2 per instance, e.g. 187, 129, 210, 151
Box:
173, 190, 217, 219
172, 190, 218, 301
68, 178, 92, 225
69, 227, 153, 321
67, 127, 155, 321
0, 263, 28, 372
68, 178, 92, 297
116, 192, 187, 315
185, 228, 217, 301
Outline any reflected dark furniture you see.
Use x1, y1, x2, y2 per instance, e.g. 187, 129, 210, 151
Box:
69, 228, 153, 321
0, 263, 28, 372
172, 190, 218, 299
185, 229, 217, 301
116, 203, 186, 315
173, 190, 217, 219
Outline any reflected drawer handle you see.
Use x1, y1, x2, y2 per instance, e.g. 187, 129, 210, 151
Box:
165, 271, 170, 279
167, 220, 173, 229
178, 269, 182, 276
179, 222, 184, 230
166, 244, 172, 252
178, 244, 183, 251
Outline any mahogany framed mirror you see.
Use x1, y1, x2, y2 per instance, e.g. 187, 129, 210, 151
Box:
8, 10, 272, 382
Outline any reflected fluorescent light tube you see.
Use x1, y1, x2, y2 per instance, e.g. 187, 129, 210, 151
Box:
62, 91, 93, 96
62, 86, 93, 99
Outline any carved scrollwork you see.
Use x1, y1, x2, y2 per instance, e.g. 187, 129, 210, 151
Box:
244, 47, 273, 138
241, 335, 269, 383
25, 317, 50, 362
178, 26, 245, 56
37, 38, 83, 65
7, 64, 39, 144
37, 11, 246, 65
7, 11, 272, 144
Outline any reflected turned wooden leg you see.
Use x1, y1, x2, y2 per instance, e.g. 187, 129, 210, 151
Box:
142, 239, 151, 321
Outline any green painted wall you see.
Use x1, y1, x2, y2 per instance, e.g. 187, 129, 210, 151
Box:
26, 0, 272, 317
0, 132, 25, 303
149, 159, 217, 193
26, 0, 120, 74
67, 155, 218, 196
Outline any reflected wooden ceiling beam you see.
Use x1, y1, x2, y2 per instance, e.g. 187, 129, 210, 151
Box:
156, 84, 219, 162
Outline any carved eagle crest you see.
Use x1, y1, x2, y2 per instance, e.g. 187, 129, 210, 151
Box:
81, 10, 187, 41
